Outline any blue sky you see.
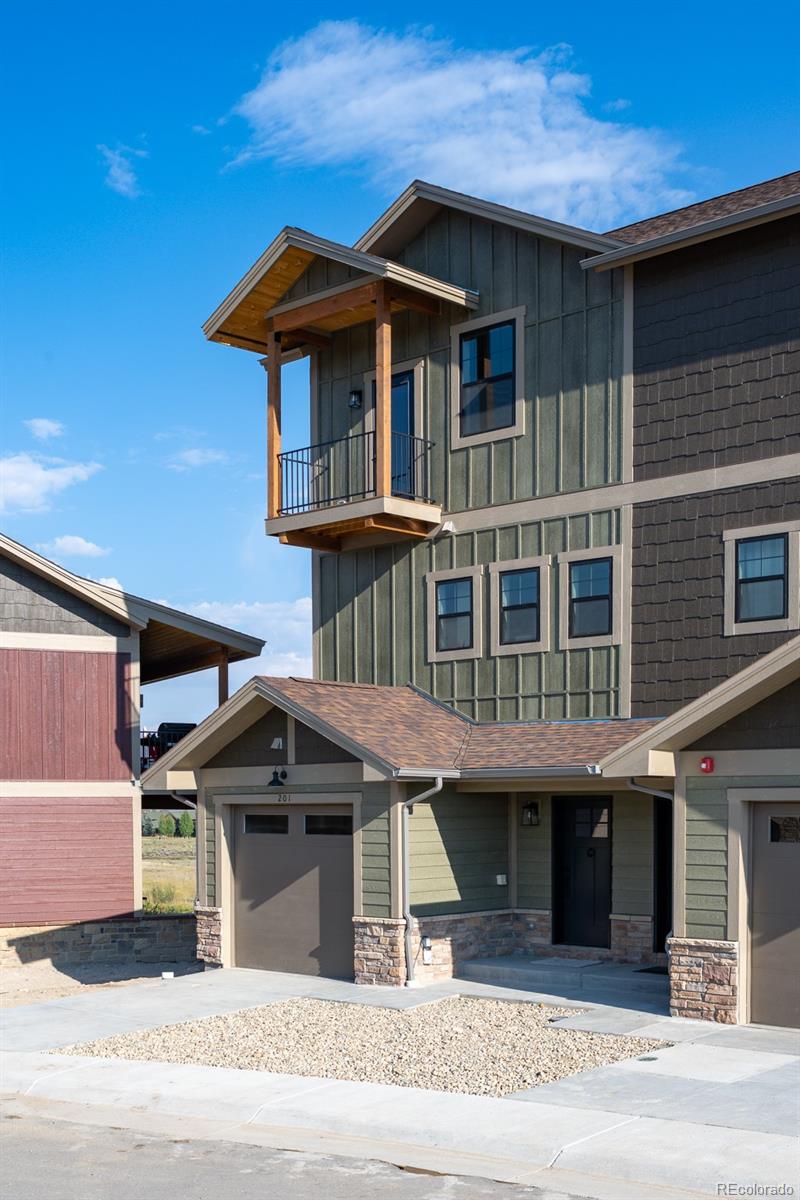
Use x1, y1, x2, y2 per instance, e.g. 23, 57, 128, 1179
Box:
2, 2, 798, 726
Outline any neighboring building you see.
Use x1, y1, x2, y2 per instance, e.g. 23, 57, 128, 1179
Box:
144, 173, 800, 1027
0, 535, 263, 925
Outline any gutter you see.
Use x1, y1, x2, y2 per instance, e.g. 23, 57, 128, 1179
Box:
628, 777, 673, 802
402, 776, 444, 986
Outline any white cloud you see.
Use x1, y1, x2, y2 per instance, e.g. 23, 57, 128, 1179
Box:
168, 447, 230, 471
0, 453, 102, 514
98, 143, 148, 198
92, 575, 124, 590
140, 597, 313, 727
24, 418, 65, 441
603, 98, 632, 113
192, 124, 211, 135
231, 22, 689, 229
38, 534, 110, 559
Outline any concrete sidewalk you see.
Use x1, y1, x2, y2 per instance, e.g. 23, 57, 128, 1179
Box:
1, 967, 798, 1198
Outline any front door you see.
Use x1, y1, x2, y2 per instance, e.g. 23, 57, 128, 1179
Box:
750, 803, 800, 1027
371, 370, 415, 497
234, 805, 354, 979
553, 797, 612, 948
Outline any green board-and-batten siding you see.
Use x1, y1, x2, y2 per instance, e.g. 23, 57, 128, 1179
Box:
409, 790, 509, 916
319, 509, 622, 720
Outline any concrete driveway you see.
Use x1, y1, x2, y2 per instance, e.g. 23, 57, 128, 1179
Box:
1, 966, 798, 1199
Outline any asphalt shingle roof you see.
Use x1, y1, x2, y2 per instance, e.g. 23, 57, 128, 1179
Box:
259, 677, 659, 774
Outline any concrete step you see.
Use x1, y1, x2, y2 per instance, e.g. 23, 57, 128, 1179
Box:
458, 955, 669, 996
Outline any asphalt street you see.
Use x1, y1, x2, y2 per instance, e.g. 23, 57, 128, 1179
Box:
0, 1112, 580, 1200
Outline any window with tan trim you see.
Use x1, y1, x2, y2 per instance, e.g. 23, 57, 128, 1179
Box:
425, 565, 483, 663
723, 520, 800, 636
557, 545, 623, 650
450, 307, 525, 449
488, 556, 551, 656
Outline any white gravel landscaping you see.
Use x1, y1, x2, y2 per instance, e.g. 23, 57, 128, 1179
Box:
65, 996, 668, 1096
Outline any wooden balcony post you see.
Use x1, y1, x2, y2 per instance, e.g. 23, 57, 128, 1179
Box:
265, 331, 282, 518
374, 281, 392, 498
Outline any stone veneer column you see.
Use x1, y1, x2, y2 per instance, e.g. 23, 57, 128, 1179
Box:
194, 905, 223, 965
668, 936, 739, 1023
610, 915, 658, 963
353, 916, 407, 985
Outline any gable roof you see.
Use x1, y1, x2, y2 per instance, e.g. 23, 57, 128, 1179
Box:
202, 226, 478, 355
0, 534, 264, 682
606, 171, 800, 244
355, 180, 622, 258
142, 673, 659, 788
600, 634, 800, 777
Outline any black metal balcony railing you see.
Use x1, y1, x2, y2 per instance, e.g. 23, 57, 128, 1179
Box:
278, 431, 434, 516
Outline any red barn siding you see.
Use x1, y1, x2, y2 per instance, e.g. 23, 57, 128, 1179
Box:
0, 649, 133, 780
0, 796, 134, 923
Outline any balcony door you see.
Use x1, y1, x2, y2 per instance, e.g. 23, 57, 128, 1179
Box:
370, 369, 415, 498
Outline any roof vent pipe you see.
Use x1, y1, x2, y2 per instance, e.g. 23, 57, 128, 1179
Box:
402, 776, 443, 986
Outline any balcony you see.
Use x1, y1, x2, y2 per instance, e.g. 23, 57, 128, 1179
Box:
268, 430, 441, 551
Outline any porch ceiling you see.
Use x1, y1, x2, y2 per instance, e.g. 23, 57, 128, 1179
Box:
203, 227, 478, 356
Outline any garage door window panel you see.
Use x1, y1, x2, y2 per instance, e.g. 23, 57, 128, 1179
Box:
305, 813, 353, 836
244, 813, 289, 835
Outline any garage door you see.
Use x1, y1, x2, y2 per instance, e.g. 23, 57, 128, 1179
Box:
750, 803, 800, 1028
234, 805, 354, 979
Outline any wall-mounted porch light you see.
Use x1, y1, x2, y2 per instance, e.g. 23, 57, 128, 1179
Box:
348, 389, 362, 409
269, 768, 288, 787
521, 800, 540, 827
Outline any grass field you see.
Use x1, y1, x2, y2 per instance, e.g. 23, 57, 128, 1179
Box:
142, 836, 196, 914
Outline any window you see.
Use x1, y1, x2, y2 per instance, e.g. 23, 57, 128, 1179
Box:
569, 557, 612, 638
575, 805, 609, 839
436, 578, 473, 651
450, 308, 525, 448
723, 521, 800, 636
460, 321, 514, 438
500, 568, 539, 645
244, 813, 288, 835
557, 545, 623, 650
489, 556, 550, 656
770, 815, 800, 844
426, 566, 483, 662
735, 535, 788, 623
305, 813, 352, 836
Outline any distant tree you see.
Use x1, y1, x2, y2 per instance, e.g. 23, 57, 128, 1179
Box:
158, 813, 176, 838
142, 813, 157, 837
178, 811, 194, 839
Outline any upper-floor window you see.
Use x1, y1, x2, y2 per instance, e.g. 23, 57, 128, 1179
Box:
723, 521, 800, 637
500, 568, 539, 645
460, 321, 515, 438
436, 577, 473, 652
450, 307, 525, 450
735, 534, 788, 623
569, 557, 613, 639
425, 565, 484, 663
558, 546, 623, 650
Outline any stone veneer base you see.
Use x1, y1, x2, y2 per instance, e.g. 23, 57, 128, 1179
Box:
195, 905, 223, 965
668, 936, 739, 1024
0, 916, 197, 969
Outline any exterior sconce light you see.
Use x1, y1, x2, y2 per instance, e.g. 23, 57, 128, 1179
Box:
521, 800, 540, 827
348, 389, 362, 409
699, 757, 715, 774
420, 934, 432, 966
269, 768, 288, 787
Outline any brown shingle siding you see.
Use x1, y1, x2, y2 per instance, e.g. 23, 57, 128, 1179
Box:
632, 218, 800, 482
631, 482, 800, 716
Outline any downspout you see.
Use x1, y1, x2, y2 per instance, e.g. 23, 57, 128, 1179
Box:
402, 776, 443, 986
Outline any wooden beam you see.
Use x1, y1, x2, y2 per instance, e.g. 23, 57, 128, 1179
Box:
218, 648, 229, 706
387, 283, 441, 317
375, 280, 392, 498
269, 282, 378, 334
290, 328, 332, 349
265, 331, 282, 519
278, 531, 341, 552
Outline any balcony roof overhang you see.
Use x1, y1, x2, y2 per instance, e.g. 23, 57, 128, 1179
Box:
202, 227, 479, 356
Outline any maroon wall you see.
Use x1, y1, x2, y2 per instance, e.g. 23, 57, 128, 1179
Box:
0, 649, 134, 780
0, 796, 134, 924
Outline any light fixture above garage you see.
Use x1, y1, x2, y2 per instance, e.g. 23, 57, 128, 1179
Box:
269, 768, 288, 787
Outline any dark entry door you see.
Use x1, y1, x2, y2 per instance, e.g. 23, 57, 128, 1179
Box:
653, 796, 673, 954
234, 805, 354, 979
372, 370, 415, 497
553, 798, 612, 948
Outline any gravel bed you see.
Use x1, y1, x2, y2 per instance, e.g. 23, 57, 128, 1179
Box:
65, 996, 668, 1096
